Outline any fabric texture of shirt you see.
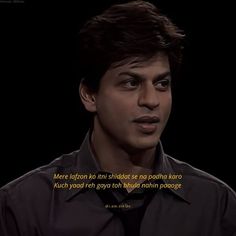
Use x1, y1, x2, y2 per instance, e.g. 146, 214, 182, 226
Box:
0, 133, 236, 236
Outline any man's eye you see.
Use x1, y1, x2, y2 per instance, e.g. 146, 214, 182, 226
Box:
155, 79, 171, 90
121, 79, 139, 88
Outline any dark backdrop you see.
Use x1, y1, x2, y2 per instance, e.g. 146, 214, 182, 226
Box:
1, 0, 235, 190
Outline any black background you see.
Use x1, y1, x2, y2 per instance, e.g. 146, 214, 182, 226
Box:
1, 0, 235, 190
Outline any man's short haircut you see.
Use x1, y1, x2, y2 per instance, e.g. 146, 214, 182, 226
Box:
78, 0, 185, 91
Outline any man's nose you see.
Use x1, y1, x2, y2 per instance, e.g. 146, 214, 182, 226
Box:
138, 84, 160, 109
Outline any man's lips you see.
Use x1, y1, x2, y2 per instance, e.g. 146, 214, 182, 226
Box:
133, 116, 160, 123
133, 116, 160, 133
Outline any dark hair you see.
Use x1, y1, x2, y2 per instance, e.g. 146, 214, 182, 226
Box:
78, 0, 184, 91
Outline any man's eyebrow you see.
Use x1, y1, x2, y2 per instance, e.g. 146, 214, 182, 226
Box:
118, 71, 171, 81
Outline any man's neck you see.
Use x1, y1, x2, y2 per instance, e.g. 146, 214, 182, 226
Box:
90, 129, 156, 176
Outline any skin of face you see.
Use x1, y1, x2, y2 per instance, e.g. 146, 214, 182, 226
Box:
80, 52, 172, 155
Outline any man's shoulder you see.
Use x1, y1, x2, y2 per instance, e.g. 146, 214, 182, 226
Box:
0, 149, 80, 196
166, 154, 236, 196
0, 150, 82, 232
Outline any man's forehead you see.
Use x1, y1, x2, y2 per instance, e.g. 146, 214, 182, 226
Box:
100, 53, 170, 83
106, 53, 170, 76
110, 53, 169, 70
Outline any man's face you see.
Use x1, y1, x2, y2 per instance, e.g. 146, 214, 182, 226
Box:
93, 53, 172, 152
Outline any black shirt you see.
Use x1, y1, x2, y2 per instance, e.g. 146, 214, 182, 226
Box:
0, 133, 236, 236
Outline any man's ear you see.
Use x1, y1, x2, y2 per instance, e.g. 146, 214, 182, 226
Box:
79, 82, 97, 112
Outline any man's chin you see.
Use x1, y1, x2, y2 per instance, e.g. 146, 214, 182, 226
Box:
137, 142, 158, 150
132, 136, 160, 151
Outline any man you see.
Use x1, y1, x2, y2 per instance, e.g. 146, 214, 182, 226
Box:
0, 1, 236, 235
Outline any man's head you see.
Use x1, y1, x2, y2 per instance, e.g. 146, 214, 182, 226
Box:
78, 1, 184, 153
79, 0, 184, 92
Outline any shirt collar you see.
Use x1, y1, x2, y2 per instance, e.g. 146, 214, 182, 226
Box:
153, 142, 190, 203
66, 132, 189, 203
